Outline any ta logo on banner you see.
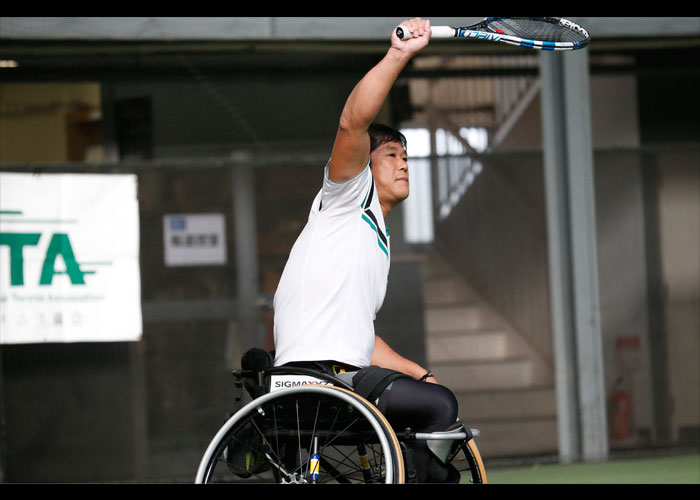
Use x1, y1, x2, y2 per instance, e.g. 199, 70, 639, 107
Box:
0, 230, 94, 286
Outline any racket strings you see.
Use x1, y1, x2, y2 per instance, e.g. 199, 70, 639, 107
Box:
487, 19, 587, 43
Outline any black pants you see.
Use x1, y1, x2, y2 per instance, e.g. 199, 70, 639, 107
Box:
376, 377, 459, 482
283, 361, 459, 482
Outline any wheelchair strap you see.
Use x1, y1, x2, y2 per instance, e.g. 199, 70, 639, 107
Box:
352, 366, 412, 403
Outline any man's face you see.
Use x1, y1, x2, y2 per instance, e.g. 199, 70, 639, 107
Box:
370, 141, 409, 213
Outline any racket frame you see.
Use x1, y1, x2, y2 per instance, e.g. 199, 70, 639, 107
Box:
397, 17, 590, 51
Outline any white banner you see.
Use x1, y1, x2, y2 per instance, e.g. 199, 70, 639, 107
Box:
0, 172, 142, 344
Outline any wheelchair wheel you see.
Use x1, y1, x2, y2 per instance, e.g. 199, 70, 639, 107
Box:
449, 437, 488, 484
195, 385, 404, 484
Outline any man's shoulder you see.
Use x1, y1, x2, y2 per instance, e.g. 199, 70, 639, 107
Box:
319, 161, 372, 211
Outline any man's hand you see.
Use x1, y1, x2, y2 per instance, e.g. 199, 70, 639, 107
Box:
390, 18, 432, 56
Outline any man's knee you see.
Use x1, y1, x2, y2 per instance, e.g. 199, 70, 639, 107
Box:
430, 384, 459, 427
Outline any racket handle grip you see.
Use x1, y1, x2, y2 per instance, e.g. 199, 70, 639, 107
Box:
395, 25, 455, 40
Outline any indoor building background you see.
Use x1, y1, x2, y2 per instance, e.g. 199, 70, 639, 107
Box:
0, 17, 698, 482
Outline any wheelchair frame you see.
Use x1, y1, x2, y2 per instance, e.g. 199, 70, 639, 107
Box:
195, 365, 487, 484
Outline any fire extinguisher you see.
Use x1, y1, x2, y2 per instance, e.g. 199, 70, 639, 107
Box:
611, 377, 632, 441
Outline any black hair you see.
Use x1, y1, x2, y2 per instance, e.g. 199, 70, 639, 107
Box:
368, 123, 407, 153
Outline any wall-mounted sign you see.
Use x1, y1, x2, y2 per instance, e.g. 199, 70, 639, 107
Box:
163, 213, 227, 267
0, 172, 142, 344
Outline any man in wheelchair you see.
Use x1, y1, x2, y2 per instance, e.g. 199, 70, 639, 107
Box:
268, 18, 462, 483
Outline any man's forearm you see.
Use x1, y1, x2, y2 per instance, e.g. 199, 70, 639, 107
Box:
371, 335, 434, 382
339, 48, 412, 134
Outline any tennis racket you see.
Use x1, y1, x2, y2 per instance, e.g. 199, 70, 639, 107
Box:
396, 17, 590, 51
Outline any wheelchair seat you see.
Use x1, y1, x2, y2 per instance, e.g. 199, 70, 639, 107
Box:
238, 347, 411, 405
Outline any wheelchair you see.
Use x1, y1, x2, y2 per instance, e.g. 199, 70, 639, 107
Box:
195, 348, 487, 484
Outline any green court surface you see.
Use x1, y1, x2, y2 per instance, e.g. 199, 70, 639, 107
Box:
484, 453, 700, 484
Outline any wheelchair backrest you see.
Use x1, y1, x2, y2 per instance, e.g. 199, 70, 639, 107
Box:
238, 347, 354, 399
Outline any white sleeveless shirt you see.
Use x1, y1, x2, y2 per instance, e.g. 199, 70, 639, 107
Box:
273, 161, 390, 368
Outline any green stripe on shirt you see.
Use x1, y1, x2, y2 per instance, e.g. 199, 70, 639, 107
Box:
361, 214, 389, 257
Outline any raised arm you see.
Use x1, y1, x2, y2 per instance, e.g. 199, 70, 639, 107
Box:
327, 18, 432, 183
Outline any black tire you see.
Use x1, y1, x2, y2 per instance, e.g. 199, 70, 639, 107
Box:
449, 436, 488, 484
